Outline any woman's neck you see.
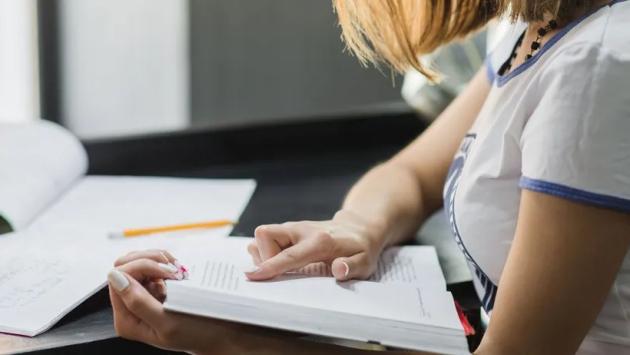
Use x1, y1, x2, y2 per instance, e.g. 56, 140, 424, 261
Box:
506, 0, 609, 75
527, 0, 610, 30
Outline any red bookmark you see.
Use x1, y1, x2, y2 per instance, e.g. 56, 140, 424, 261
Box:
455, 301, 475, 336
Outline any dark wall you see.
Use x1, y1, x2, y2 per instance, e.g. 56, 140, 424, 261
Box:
189, 0, 403, 125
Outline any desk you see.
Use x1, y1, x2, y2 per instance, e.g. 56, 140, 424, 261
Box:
1, 110, 481, 354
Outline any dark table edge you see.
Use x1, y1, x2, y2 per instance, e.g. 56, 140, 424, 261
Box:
83, 107, 425, 175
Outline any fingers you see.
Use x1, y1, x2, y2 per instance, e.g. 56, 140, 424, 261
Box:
115, 249, 177, 267
249, 219, 382, 282
108, 269, 165, 326
109, 283, 157, 342
116, 258, 182, 282
247, 242, 262, 266
146, 280, 167, 303
254, 224, 293, 260
331, 252, 376, 281
246, 231, 335, 281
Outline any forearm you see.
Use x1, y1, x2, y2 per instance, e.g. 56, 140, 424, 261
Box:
340, 68, 490, 249
341, 162, 431, 248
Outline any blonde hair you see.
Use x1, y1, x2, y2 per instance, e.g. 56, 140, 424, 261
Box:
333, 0, 596, 80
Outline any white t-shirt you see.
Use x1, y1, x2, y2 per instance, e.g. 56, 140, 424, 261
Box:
443, 1, 630, 353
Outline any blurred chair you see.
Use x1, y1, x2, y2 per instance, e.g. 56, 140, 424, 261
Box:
401, 20, 511, 120
401, 31, 486, 119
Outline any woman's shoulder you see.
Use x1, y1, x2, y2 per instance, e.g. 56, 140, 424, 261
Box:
539, 2, 630, 97
548, 1, 630, 70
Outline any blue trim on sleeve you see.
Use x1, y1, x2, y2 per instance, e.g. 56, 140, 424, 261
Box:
485, 57, 496, 84
519, 177, 630, 213
495, 0, 627, 87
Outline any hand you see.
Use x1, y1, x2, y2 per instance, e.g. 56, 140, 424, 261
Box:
109, 250, 426, 355
246, 210, 387, 281
113, 250, 186, 302
108, 249, 256, 354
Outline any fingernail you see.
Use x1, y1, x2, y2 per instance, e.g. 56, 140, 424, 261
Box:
173, 260, 190, 280
159, 263, 178, 273
244, 265, 260, 274
108, 269, 129, 291
342, 261, 350, 278
174, 260, 188, 272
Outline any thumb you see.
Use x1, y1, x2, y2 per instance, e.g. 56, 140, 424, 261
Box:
331, 252, 375, 281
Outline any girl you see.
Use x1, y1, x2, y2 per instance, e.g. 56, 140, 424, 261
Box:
108, 0, 630, 353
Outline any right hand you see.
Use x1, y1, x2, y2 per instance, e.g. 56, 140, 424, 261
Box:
245, 210, 388, 281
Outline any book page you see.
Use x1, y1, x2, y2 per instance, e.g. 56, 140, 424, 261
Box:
0, 121, 87, 231
295, 246, 445, 289
169, 238, 454, 325
371, 247, 446, 288
168, 253, 460, 330
177, 238, 445, 289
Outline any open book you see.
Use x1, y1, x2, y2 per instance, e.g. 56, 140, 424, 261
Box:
165, 237, 469, 354
0, 121, 256, 336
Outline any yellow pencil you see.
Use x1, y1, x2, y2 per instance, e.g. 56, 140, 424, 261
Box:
108, 219, 235, 238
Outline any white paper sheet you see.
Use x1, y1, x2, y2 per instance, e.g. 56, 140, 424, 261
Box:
0, 121, 87, 230
296, 247, 446, 289
27, 176, 256, 243
0, 239, 110, 336
0, 178, 257, 336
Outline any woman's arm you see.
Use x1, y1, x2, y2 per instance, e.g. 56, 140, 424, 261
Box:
476, 191, 630, 354
246, 68, 491, 281
342, 67, 491, 247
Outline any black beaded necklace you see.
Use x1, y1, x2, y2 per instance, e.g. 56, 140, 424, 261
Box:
498, 19, 559, 76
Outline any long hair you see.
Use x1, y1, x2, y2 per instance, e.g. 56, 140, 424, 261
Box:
333, 0, 596, 80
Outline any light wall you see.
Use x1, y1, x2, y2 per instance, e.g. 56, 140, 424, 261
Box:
0, 0, 40, 122
58, 0, 189, 138
39, 1, 403, 138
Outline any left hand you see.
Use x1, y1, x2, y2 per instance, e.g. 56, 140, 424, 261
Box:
108, 249, 260, 354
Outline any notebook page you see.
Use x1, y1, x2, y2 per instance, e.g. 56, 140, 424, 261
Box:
25, 176, 257, 245
0, 180, 256, 336
0, 236, 110, 336
0, 121, 87, 231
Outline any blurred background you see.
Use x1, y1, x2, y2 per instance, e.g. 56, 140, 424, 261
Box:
2, 0, 410, 139
0, 0, 489, 139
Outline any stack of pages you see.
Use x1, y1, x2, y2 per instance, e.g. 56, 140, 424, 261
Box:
165, 237, 469, 354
